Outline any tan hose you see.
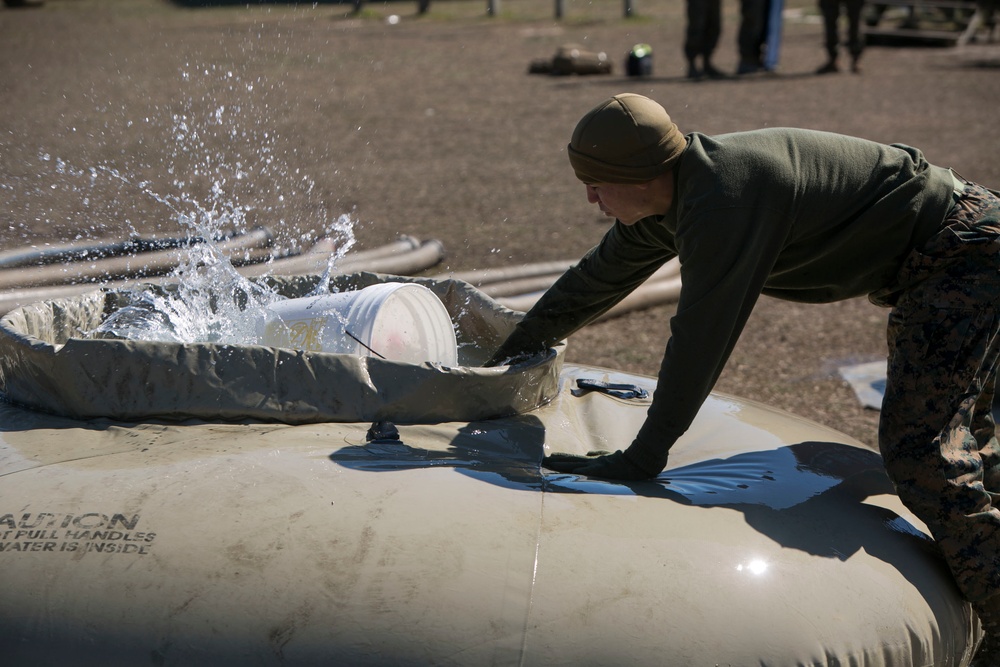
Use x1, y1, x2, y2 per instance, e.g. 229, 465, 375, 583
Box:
0, 238, 444, 315
597, 275, 683, 321
336, 239, 445, 276
440, 260, 577, 286
0, 234, 200, 269
480, 275, 563, 298
238, 235, 427, 278
497, 273, 683, 319
461, 257, 679, 297
0, 227, 274, 291
238, 238, 338, 278
337, 235, 421, 262
489, 257, 680, 305
247, 238, 444, 278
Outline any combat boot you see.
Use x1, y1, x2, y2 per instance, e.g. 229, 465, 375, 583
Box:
816, 59, 839, 74
975, 632, 1000, 667
974, 598, 1000, 667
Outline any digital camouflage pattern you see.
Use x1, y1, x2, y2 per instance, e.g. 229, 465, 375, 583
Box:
876, 183, 1000, 630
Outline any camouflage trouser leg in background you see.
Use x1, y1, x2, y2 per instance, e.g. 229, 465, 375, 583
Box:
877, 183, 1000, 620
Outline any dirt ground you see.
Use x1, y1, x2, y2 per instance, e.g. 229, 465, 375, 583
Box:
1, 0, 999, 448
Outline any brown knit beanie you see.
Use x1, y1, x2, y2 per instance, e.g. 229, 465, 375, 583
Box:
567, 93, 686, 184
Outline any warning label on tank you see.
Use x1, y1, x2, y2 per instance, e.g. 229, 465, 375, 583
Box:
0, 512, 156, 555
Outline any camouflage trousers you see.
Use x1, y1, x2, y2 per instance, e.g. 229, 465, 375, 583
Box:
877, 182, 1000, 618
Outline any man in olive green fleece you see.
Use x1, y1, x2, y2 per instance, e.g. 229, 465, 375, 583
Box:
485, 93, 1000, 664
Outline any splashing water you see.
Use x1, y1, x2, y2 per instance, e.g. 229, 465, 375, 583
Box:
69, 67, 361, 344
95, 238, 280, 345
90, 191, 358, 345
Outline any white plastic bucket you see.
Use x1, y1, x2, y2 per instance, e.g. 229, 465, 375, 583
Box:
259, 282, 458, 365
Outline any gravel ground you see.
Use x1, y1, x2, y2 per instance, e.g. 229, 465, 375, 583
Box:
2, 0, 999, 447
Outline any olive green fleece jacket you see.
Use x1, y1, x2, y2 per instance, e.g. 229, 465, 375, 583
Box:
492, 128, 958, 476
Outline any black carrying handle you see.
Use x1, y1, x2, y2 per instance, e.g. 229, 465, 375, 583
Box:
574, 378, 649, 400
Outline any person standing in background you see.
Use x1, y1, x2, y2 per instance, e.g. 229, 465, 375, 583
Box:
684, 0, 725, 78
817, 0, 866, 73
763, 0, 785, 71
737, 0, 770, 73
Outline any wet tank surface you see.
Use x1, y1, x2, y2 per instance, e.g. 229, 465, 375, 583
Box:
0, 274, 981, 666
